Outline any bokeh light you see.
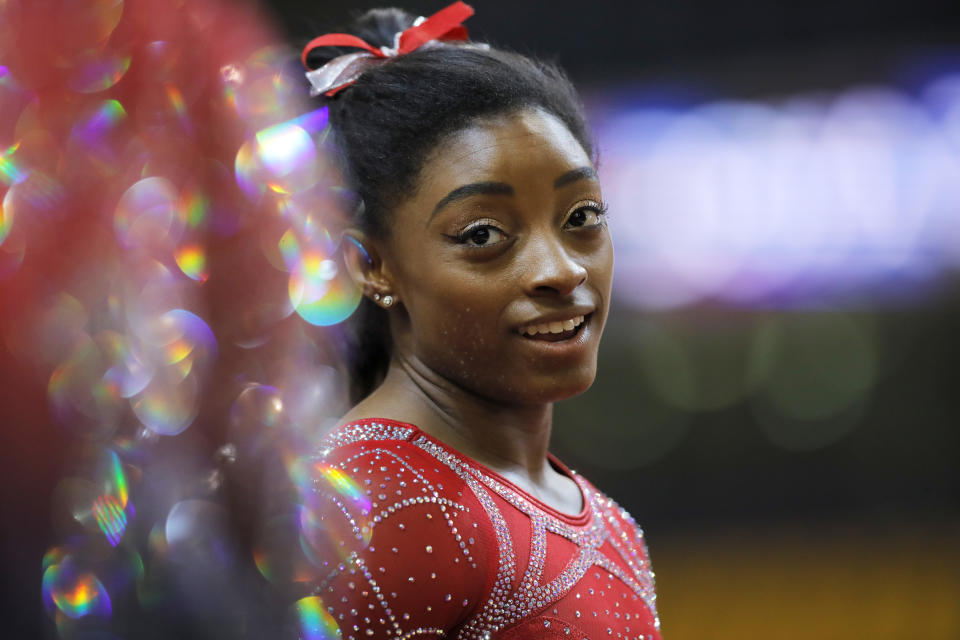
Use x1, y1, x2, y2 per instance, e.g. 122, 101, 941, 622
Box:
252, 514, 319, 584
99, 330, 153, 398
92, 495, 128, 547
288, 244, 362, 327
177, 184, 209, 230
174, 243, 208, 282
69, 99, 127, 147
230, 46, 302, 126
164, 499, 236, 570
114, 177, 183, 250
294, 596, 341, 640
0, 141, 28, 188
48, 335, 124, 441
42, 556, 112, 620
748, 313, 878, 450
255, 122, 319, 195
2, 170, 65, 227
234, 122, 320, 200
55, 0, 125, 54
153, 308, 216, 366
231, 383, 285, 429
130, 367, 201, 436
555, 319, 693, 470
84, 448, 134, 546
4, 0, 362, 637
68, 52, 132, 94
296, 461, 372, 569
234, 139, 265, 200
594, 72, 960, 309
0, 188, 13, 245
314, 464, 370, 511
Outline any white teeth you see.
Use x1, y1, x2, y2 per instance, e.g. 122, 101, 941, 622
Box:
521, 314, 586, 336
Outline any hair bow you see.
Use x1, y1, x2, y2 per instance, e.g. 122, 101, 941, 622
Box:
301, 1, 475, 98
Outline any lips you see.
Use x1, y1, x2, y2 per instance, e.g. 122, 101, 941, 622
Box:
519, 314, 588, 342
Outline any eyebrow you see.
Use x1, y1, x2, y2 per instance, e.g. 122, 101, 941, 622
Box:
553, 166, 598, 189
428, 166, 599, 223
429, 182, 514, 222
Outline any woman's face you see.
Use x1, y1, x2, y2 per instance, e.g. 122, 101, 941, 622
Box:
378, 107, 613, 405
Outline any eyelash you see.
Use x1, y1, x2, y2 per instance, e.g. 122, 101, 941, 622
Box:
565, 200, 609, 229
448, 218, 502, 247
446, 201, 609, 248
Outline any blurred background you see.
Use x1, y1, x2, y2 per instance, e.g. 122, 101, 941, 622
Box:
2, 0, 959, 638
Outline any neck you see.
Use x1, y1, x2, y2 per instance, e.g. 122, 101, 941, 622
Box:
343, 355, 555, 479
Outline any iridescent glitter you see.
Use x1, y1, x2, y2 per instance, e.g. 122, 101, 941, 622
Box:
23, 0, 367, 635
254, 122, 318, 195
48, 336, 124, 440
130, 308, 215, 436
100, 330, 152, 398
100, 449, 129, 506
314, 464, 371, 513
68, 53, 131, 94
42, 556, 112, 619
295, 596, 342, 639
233, 139, 264, 200
92, 495, 127, 546
174, 244, 208, 282
131, 370, 201, 436
164, 83, 191, 130
68, 0, 125, 46
299, 459, 374, 567
288, 246, 362, 327
0, 181, 13, 245
69, 99, 127, 146
177, 185, 209, 228
114, 177, 182, 249
0, 141, 28, 188
154, 309, 216, 365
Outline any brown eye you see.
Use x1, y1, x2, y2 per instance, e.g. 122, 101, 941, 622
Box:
568, 209, 589, 227
469, 226, 491, 245
564, 202, 607, 229
451, 222, 506, 248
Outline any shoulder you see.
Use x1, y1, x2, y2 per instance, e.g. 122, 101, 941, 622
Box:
312, 420, 479, 516
300, 420, 496, 637
575, 471, 659, 614
576, 472, 653, 555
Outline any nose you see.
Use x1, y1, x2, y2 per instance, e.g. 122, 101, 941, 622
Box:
522, 235, 587, 297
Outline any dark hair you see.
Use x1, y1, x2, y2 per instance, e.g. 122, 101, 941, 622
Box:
306, 8, 595, 402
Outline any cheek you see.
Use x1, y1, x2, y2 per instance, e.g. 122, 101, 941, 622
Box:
600, 244, 615, 295
407, 273, 507, 363
415, 315, 500, 390
584, 236, 615, 298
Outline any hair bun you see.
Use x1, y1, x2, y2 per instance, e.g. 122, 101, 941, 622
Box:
304, 7, 419, 69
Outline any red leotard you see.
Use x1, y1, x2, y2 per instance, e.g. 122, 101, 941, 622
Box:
306, 419, 661, 639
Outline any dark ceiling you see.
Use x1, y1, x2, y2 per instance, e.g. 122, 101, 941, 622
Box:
268, 0, 960, 92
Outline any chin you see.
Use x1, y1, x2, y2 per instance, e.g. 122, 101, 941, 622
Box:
500, 367, 598, 405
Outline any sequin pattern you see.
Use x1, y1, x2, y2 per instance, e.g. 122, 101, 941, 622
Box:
309, 420, 661, 640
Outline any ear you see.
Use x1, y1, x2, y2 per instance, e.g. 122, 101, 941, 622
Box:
341, 229, 395, 303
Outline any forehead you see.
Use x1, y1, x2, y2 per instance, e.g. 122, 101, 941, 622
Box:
417, 108, 592, 193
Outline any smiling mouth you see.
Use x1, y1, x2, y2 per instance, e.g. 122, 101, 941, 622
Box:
519, 314, 589, 342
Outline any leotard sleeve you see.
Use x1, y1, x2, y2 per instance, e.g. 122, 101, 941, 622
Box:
303, 436, 495, 638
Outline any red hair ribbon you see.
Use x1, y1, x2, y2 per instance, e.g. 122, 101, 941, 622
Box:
301, 2, 474, 96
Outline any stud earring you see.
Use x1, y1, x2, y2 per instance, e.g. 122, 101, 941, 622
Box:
381, 295, 394, 307
372, 293, 381, 302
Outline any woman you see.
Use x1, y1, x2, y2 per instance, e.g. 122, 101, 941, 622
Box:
301, 4, 660, 638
